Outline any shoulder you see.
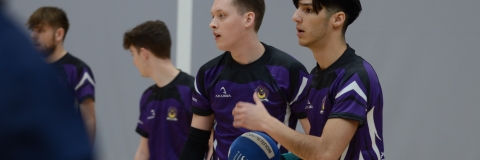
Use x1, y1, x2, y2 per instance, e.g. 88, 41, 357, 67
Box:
333, 54, 382, 101
62, 53, 93, 72
142, 85, 157, 97
340, 55, 378, 86
200, 52, 228, 71
177, 71, 195, 88
139, 85, 157, 107
196, 52, 229, 85
264, 44, 307, 72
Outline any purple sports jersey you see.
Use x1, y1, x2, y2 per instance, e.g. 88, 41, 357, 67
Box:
306, 45, 385, 160
50, 53, 95, 104
136, 71, 194, 160
192, 43, 309, 160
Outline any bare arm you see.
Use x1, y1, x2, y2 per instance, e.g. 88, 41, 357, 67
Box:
298, 118, 311, 134
206, 129, 214, 160
262, 117, 357, 160
233, 92, 358, 160
134, 137, 149, 160
79, 98, 96, 144
191, 114, 214, 131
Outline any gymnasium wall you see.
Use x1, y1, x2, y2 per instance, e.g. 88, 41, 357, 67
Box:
6, 0, 480, 159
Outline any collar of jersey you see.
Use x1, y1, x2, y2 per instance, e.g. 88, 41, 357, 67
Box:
225, 42, 271, 69
315, 44, 356, 75
152, 71, 184, 90
50, 52, 72, 65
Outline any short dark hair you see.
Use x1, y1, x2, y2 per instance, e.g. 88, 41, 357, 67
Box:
123, 20, 171, 59
293, 0, 362, 33
27, 6, 69, 40
231, 0, 265, 32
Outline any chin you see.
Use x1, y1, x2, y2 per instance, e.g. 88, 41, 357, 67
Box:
215, 42, 228, 51
138, 71, 148, 78
298, 40, 309, 47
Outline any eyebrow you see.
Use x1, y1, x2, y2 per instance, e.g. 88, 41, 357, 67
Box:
211, 9, 225, 14
298, 3, 313, 6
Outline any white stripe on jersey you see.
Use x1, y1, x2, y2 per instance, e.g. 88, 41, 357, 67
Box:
367, 106, 381, 159
278, 104, 292, 150
213, 122, 217, 150
194, 77, 202, 95
335, 81, 367, 102
289, 77, 308, 105
359, 152, 364, 160
340, 144, 349, 160
213, 139, 217, 151
74, 72, 95, 90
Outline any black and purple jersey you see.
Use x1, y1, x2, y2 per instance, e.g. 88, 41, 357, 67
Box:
50, 53, 95, 104
306, 45, 384, 160
192, 43, 309, 160
136, 71, 194, 160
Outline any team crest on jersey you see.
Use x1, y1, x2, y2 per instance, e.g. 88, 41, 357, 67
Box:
166, 106, 178, 121
255, 85, 269, 102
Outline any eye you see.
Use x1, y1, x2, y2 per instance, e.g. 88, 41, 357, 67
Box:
306, 8, 313, 13
219, 14, 225, 18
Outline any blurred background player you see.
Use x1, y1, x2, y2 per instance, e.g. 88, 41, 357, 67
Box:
123, 20, 195, 160
180, 0, 311, 159
0, 3, 92, 160
27, 6, 96, 144
232, 0, 385, 159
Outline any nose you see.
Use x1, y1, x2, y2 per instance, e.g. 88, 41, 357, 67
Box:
30, 32, 37, 39
209, 18, 218, 29
292, 9, 302, 23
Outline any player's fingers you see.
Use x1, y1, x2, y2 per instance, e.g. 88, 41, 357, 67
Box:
232, 106, 241, 115
232, 120, 238, 127
233, 113, 242, 121
236, 101, 253, 109
253, 92, 262, 104
233, 119, 243, 128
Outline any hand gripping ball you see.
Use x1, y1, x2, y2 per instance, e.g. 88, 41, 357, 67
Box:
228, 132, 280, 160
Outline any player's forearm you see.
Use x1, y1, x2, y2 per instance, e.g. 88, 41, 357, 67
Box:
135, 138, 149, 160
79, 100, 96, 143
262, 117, 332, 160
206, 130, 214, 159
84, 118, 96, 143
299, 118, 311, 134
134, 149, 149, 160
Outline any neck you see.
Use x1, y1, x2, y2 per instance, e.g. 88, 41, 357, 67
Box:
309, 35, 347, 70
229, 33, 265, 65
46, 44, 67, 63
148, 58, 180, 88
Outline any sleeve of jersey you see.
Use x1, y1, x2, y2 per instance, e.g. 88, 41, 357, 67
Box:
287, 63, 309, 119
74, 66, 95, 103
191, 67, 214, 116
136, 90, 151, 138
330, 73, 368, 126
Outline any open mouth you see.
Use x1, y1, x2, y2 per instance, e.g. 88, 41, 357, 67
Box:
213, 33, 221, 40
296, 29, 305, 37
297, 28, 305, 34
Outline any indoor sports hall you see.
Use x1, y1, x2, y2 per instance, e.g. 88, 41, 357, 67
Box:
2, 0, 479, 159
